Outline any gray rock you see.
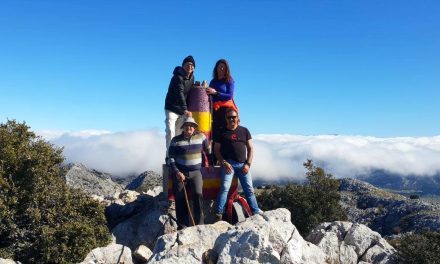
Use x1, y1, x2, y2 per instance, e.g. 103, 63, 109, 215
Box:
307, 221, 396, 264
214, 217, 282, 263
344, 223, 382, 256
79, 243, 133, 264
111, 196, 177, 250
281, 223, 327, 264
105, 192, 156, 229
115, 190, 141, 204
122, 171, 163, 193
148, 221, 231, 264
133, 245, 153, 262
147, 209, 326, 264
146, 186, 163, 197
0, 259, 20, 264
64, 163, 123, 198
213, 209, 326, 264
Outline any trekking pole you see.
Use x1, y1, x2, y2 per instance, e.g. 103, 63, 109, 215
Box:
182, 183, 196, 226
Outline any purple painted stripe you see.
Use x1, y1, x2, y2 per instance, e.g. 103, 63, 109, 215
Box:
201, 167, 222, 179
187, 88, 210, 112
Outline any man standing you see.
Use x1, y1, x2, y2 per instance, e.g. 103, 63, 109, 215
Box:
168, 117, 209, 229
164, 55, 195, 151
214, 108, 263, 220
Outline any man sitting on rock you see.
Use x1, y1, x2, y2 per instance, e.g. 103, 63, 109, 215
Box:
168, 117, 210, 229
214, 108, 263, 221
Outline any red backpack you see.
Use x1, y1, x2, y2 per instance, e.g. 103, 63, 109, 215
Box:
226, 190, 252, 224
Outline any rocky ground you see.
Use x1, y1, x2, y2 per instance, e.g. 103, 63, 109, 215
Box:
0, 164, 428, 263
51, 164, 403, 263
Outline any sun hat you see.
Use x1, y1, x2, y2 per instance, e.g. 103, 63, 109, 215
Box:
180, 116, 198, 129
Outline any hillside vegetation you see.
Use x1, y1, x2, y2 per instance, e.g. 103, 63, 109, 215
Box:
0, 120, 110, 263
257, 160, 348, 235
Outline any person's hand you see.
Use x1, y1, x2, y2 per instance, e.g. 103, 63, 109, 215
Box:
206, 87, 217, 95
242, 164, 250, 174
177, 171, 185, 182
222, 161, 233, 174
184, 110, 192, 117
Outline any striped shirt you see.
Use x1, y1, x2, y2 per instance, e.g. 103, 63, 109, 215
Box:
168, 132, 210, 173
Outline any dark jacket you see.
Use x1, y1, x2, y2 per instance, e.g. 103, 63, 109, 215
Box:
165, 66, 194, 115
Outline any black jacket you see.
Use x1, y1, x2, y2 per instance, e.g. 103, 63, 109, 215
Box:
164, 66, 194, 115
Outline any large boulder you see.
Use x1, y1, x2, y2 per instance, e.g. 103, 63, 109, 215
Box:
79, 243, 133, 264
307, 221, 396, 264
214, 209, 325, 264
148, 208, 326, 264
110, 194, 178, 250
148, 221, 232, 263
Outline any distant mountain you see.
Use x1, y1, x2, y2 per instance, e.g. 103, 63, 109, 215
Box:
63, 163, 162, 199
63, 163, 124, 198
339, 178, 440, 236
358, 170, 440, 196
109, 170, 162, 194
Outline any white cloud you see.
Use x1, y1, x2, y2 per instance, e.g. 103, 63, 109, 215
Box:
39, 130, 440, 181
42, 129, 165, 176
253, 134, 440, 180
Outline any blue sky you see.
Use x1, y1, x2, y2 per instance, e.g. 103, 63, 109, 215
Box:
1, 0, 439, 137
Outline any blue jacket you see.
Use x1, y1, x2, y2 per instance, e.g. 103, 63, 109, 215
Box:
209, 79, 235, 103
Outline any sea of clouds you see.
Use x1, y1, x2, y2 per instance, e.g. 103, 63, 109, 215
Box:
39, 130, 440, 181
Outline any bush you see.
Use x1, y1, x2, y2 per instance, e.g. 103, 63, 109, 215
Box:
257, 160, 347, 235
409, 194, 419, 199
0, 120, 110, 263
394, 232, 440, 264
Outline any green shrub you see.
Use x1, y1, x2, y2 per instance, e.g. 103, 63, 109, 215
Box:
394, 232, 440, 264
257, 160, 347, 235
0, 120, 110, 263
409, 194, 419, 199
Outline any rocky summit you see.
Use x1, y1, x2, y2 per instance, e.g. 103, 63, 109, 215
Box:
32, 164, 439, 263
84, 205, 397, 264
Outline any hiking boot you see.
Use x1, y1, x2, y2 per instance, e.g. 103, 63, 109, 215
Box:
215, 213, 223, 222
255, 210, 264, 216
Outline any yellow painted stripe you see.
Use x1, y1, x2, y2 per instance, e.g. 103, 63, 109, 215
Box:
203, 178, 239, 188
192, 112, 212, 133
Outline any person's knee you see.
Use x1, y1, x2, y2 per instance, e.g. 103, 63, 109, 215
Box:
244, 186, 255, 196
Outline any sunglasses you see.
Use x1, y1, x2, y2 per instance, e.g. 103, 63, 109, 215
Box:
227, 116, 238, 120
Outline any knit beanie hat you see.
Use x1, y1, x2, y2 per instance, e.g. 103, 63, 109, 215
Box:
182, 55, 196, 68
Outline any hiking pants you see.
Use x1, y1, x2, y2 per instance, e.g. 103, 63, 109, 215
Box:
165, 110, 185, 153
172, 170, 204, 229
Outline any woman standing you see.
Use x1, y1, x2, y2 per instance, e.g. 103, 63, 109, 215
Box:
206, 59, 238, 140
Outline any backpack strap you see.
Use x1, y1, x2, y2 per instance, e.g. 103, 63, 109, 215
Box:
236, 195, 252, 217
227, 196, 234, 223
